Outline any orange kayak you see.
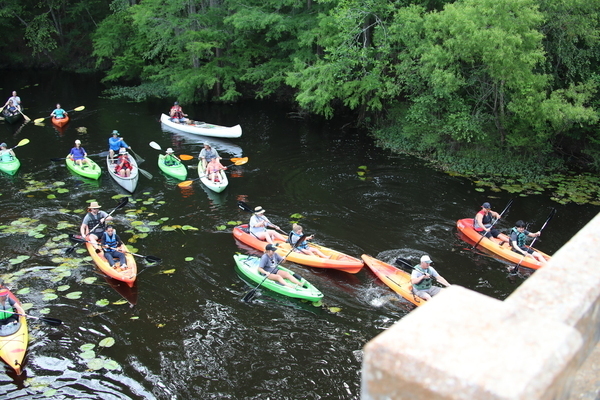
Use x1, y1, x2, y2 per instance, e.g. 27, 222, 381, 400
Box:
52, 115, 69, 127
456, 218, 551, 270
233, 225, 364, 273
361, 254, 425, 307
85, 238, 137, 287
0, 289, 28, 375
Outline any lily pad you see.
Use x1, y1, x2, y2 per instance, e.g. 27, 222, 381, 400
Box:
87, 358, 105, 370
184, 257, 194, 261
65, 291, 83, 299
161, 269, 176, 274
95, 299, 110, 307
80, 343, 95, 351
99, 337, 115, 348
80, 350, 96, 359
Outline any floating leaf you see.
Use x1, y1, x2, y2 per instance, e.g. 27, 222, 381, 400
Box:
80, 350, 96, 359
47, 194, 56, 199
57, 285, 70, 292
112, 299, 128, 305
80, 343, 95, 351
184, 257, 194, 261
216, 225, 226, 231
358, 165, 367, 170
95, 299, 110, 307
43, 293, 58, 301
131, 221, 144, 226
160, 269, 176, 274
16, 287, 31, 295
39, 308, 51, 314
161, 226, 176, 231
181, 225, 197, 231
103, 359, 120, 370
53, 181, 66, 186
44, 389, 58, 397
99, 337, 115, 348
289, 213, 303, 219
82, 277, 97, 284
65, 291, 82, 299
136, 226, 150, 232
87, 358, 105, 370
56, 188, 69, 194
328, 307, 342, 313
130, 316, 139, 320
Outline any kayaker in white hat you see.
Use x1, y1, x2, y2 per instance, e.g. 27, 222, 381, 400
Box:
80, 201, 113, 248
410, 255, 451, 300
249, 206, 287, 244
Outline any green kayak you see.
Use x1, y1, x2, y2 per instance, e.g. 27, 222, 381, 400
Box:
233, 254, 324, 302
0, 157, 20, 175
65, 156, 101, 180
158, 154, 187, 180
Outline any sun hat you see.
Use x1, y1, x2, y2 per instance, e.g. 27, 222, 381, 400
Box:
0, 143, 6, 147
265, 244, 277, 251
88, 201, 101, 209
166, 148, 174, 154
119, 147, 127, 154
112, 130, 120, 136
420, 255, 433, 263
254, 206, 265, 214
75, 139, 81, 144
203, 142, 210, 147
481, 202, 491, 209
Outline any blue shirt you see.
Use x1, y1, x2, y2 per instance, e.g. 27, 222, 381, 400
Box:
108, 137, 129, 151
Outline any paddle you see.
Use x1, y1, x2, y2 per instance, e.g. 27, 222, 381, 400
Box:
68, 234, 161, 263
138, 167, 153, 180
149, 141, 193, 162
50, 150, 109, 162
129, 148, 145, 164
472, 198, 514, 250
179, 155, 194, 161
177, 157, 248, 188
34, 106, 85, 124
2, 310, 63, 326
17, 107, 30, 122
510, 208, 556, 274
395, 257, 438, 282
64, 197, 129, 255
242, 234, 308, 303
236, 200, 286, 234
6, 138, 30, 151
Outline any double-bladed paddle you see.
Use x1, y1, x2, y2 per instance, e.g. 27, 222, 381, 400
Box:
510, 208, 556, 274
472, 199, 514, 250
6, 138, 30, 151
177, 157, 248, 188
68, 234, 161, 263
50, 151, 109, 162
2, 310, 62, 326
33, 106, 85, 124
242, 234, 308, 303
64, 197, 129, 255
395, 257, 438, 283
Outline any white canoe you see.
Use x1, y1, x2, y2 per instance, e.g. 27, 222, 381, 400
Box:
160, 123, 244, 158
160, 113, 242, 138
198, 160, 228, 193
107, 154, 139, 193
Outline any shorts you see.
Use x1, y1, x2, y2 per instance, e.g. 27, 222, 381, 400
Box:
513, 247, 534, 255
413, 286, 441, 298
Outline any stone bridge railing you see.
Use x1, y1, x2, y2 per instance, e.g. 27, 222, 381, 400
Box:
362, 212, 600, 400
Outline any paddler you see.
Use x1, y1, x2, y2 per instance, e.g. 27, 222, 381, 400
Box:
249, 206, 287, 244
258, 244, 304, 288
410, 255, 451, 300
80, 201, 113, 248
0, 287, 18, 328
510, 220, 548, 266
474, 202, 502, 239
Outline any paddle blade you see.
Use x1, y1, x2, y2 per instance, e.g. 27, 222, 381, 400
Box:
41, 316, 63, 326
149, 141, 162, 151
177, 180, 195, 188
138, 168, 153, 180
237, 201, 253, 213
231, 157, 244, 162
145, 255, 162, 263
16, 138, 30, 147
242, 289, 258, 303
73, 106, 85, 112
179, 154, 194, 161
115, 197, 129, 210
233, 157, 248, 166
69, 234, 86, 244
34, 117, 45, 124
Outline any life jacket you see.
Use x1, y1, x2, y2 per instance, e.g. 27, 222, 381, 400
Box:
115, 155, 132, 172
0, 301, 15, 321
102, 231, 119, 249
289, 231, 308, 249
413, 265, 433, 291
86, 212, 105, 233
0, 150, 14, 162
511, 227, 527, 248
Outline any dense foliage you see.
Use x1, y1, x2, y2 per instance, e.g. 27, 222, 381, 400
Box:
2, 0, 600, 176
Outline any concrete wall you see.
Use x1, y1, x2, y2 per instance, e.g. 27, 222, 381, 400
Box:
362, 212, 600, 400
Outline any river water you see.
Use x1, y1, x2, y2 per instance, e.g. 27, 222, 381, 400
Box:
0, 71, 598, 399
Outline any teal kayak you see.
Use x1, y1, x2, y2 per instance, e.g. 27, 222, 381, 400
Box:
234, 254, 323, 302
65, 155, 101, 180
158, 154, 187, 180
0, 157, 20, 175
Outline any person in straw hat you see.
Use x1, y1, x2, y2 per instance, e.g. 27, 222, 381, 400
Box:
249, 206, 286, 244
80, 201, 113, 247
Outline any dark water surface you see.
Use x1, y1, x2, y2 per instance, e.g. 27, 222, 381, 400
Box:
0, 71, 598, 399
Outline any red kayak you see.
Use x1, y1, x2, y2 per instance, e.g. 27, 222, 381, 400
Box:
456, 218, 551, 270
233, 224, 364, 273
52, 115, 69, 127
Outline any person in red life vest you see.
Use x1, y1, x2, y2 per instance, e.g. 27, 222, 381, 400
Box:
0, 287, 19, 328
169, 101, 188, 124
474, 202, 502, 239
115, 147, 132, 177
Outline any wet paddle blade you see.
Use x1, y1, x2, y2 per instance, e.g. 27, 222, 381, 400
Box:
138, 168, 153, 180
242, 290, 258, 303
33, 117, 45, 124
130, 149, 145, 164
149, 141, 162, 151
179, 154, 194, 161
177, 180, 195, 188
233, 158, 248, 166
40, 316, 63, 326
145, 255, 162, 263
73, 106, 85, 112
237, 201, 253, 213
16, 138, 30, 147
